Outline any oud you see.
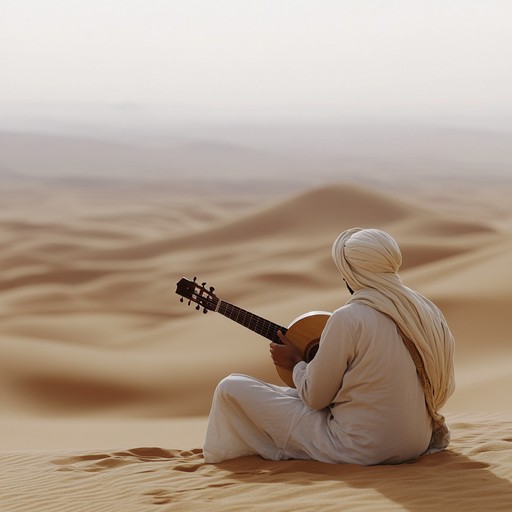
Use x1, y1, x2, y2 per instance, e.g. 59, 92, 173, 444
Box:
176, 277, 331, 387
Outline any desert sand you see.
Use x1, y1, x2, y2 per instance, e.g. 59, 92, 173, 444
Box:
2, 172, 512, 511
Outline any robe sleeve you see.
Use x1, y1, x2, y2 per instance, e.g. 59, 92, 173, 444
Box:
292, 308, 355, 409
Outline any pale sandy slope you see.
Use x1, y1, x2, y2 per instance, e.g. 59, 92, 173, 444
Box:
1, 178, 512, 511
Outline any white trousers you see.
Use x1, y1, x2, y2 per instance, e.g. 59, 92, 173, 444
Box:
203, 373, 340, 464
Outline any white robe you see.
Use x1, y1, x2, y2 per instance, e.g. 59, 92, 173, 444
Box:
203, 303, 433, 465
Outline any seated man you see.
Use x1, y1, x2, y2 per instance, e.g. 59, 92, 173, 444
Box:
203, 228, 455, 465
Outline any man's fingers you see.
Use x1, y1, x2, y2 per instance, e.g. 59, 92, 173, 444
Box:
277, 330, 289, 344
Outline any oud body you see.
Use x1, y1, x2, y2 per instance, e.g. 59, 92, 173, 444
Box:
276, 311, 331, 386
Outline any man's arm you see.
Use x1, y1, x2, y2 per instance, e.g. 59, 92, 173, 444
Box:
293, 310, 354, 409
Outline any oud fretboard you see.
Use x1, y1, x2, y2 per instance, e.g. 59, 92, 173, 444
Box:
217, 300, 287, 343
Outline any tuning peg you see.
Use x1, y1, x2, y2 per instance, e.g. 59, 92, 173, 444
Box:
180, 297, 184, 302
203, 308, 208, 314
195, 304, 200, 311
187, 300, 191, 306
202, 282, 207, 287
210, 286, 215, 292
193, 276, 197, 282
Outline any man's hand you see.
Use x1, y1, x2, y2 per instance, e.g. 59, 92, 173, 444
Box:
269, 331, 303, 371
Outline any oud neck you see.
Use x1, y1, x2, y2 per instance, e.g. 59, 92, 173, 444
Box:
217, 300, 286, 343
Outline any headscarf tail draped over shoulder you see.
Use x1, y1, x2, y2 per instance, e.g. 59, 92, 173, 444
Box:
332, 228, 455, 453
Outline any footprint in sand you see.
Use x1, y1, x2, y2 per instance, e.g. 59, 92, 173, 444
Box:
51, 447, 204, 473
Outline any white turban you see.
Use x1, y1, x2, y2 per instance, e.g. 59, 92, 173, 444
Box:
332, 228, 455, 453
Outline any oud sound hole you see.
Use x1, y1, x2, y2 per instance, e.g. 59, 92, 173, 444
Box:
303, 339, 320, 362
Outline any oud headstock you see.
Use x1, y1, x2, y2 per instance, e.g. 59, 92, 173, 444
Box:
175, 277, 218, 314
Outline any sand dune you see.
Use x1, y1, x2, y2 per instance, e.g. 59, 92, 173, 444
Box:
1, 180, 511, 416
1, 176, 512, 510
2, 417, 512, 511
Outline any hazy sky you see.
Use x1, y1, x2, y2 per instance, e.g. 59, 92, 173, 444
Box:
2, 0, 511, 123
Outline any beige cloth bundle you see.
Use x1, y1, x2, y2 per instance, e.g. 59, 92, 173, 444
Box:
332, 228, 455, 452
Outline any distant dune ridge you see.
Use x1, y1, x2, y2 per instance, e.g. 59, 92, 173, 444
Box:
1, 174, 512, 511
